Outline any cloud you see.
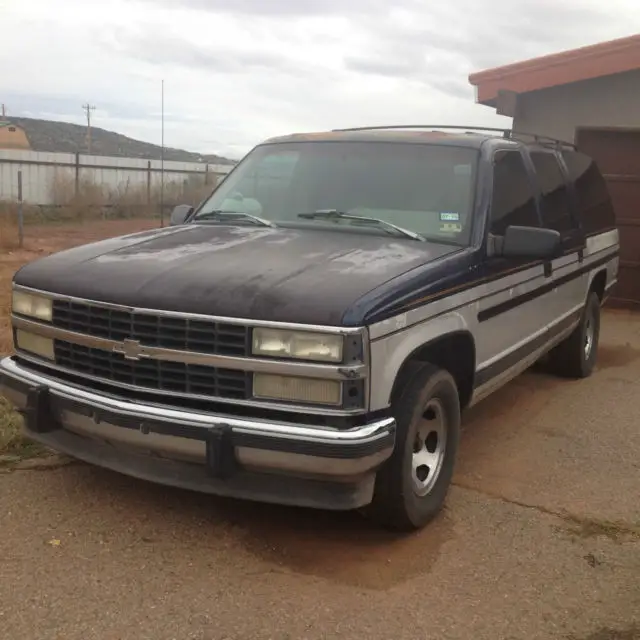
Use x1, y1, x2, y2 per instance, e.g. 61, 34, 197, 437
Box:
1, 0, 639, 159
342, 0, 619, 82
1, 92, 159, 122
133, 0, 391, 16
113, 31, 298, 75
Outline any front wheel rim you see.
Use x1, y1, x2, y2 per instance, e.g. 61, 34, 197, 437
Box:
584, 313, 595, 360
411, 398, 447, 496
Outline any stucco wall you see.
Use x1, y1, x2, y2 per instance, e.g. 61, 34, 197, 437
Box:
512, 69, 640, 142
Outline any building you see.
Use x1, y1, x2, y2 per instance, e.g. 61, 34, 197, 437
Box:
0, 120, 31, 150
469, 34, 640, 307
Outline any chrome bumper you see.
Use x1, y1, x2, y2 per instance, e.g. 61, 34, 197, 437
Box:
0, 357, 396, 510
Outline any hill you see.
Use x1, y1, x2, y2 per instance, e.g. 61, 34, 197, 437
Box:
6, 116, 236, 165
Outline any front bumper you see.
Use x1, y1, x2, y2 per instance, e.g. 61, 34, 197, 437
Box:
0, 357, 396, 510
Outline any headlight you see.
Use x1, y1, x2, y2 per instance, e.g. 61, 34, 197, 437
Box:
252, 328, 343, 363
15, 330, 55, 360
253, 374, 341, 405
12, 291, 53, 322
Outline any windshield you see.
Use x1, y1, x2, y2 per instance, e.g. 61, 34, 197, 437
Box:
194, 141, 478, 245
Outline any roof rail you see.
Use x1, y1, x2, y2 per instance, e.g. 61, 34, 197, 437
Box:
508, 130, 578, 150
331, 125, 511, 137
330, 125, 578, 149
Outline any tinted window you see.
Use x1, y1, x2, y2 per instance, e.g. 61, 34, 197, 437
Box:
195, 142, 479, 245
562, 150, 616, 235
530, 151, 574, 233
490, 150, 538, 235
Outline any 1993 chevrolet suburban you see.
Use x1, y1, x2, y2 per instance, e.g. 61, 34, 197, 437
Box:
0, 126, 619, 530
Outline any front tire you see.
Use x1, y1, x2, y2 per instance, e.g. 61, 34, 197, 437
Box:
366, 363, 461, 531
548, 292, 601, 378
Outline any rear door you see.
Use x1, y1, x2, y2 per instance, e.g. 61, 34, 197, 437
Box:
527, 149, 587, 323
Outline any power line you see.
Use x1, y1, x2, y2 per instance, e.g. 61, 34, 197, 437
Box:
82, 103, 96, 154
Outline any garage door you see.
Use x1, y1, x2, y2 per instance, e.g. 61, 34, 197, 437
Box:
576, 128, 640, 307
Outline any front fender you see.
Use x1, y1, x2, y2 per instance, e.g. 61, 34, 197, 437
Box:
368, 310, 472, 413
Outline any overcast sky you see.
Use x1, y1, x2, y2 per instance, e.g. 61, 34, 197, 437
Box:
2, 0, 640, 159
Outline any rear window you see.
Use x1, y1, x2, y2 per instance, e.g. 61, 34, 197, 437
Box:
562, 151, 616, 235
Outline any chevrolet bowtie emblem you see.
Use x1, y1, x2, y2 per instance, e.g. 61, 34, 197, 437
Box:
114, 338, 144, 361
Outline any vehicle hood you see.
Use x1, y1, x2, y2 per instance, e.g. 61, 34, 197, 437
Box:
14, 224, 460, 325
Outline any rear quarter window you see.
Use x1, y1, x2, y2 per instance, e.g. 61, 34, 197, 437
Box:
562, 150, 616, 235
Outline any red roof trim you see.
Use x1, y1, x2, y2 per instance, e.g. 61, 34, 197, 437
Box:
469, 34, 640, 105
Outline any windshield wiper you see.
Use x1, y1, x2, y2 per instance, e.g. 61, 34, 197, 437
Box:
297, 210, 425, 241
195, 210, 277, 228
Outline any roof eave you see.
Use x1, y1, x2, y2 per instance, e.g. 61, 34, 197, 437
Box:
469, 33, 640, 107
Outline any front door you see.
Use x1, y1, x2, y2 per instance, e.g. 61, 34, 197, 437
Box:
474, 147, 554, 384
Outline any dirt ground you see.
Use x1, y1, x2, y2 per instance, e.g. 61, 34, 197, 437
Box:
0, 221, 639, 640
0, 219, 157, 354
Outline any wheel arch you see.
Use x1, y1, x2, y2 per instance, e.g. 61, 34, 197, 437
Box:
588, 269, 608, 302
388, 330, 477, 411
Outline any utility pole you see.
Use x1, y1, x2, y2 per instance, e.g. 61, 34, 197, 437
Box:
160, 79, 165, 227
1, 104, 6, 118
82, 103, 96, 154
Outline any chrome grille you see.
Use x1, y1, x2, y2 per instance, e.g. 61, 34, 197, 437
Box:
52, 300, 249, 356
54, 340, 250, 399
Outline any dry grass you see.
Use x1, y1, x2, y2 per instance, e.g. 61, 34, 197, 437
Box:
0, 202, 19, 251
0, 218, 156, 458
0, 171, 216, 249
0, 397, 41, 464
49, 171, 215, 220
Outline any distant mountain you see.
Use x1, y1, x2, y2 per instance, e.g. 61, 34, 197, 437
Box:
6, 116, 237, 165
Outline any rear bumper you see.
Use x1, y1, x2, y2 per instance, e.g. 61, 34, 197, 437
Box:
0, 357, 396, 510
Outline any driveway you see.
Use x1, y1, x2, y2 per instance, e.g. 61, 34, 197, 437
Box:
1, 310, 639, 640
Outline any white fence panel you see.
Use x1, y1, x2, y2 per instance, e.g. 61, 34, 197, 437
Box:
0, 149, 233, 205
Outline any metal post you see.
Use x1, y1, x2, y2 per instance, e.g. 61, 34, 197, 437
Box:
17, 170, 24, 248
146, 160, 151, 214
75, 152, 80, 196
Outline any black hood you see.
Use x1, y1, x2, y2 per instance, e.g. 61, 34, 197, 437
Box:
14, 224, 459, 325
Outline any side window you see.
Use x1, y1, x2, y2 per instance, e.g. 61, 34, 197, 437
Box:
562, 150, 616, 235
490, 150, 539, 236
529, 151, 575, 233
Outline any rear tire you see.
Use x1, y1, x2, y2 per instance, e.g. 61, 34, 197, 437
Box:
547, 292, 601, 378
366, 363, 461, 531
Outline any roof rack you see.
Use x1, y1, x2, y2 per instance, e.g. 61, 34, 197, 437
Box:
509, 130, 577, 150
332, 124, 511, 136
330, 125, 577, 150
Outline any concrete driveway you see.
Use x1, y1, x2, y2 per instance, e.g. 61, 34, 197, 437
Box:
1, 311, 638, 640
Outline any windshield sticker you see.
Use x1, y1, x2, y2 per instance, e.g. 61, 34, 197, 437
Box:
439, 212, 460, 222
439, 222, 462, 233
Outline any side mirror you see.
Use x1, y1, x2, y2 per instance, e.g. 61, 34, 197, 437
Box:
170, 204, 194, 226
501, 225, 561, 260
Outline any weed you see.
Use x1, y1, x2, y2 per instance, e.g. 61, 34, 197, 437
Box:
0, 397, 47, 463
558, 512, 640, 542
